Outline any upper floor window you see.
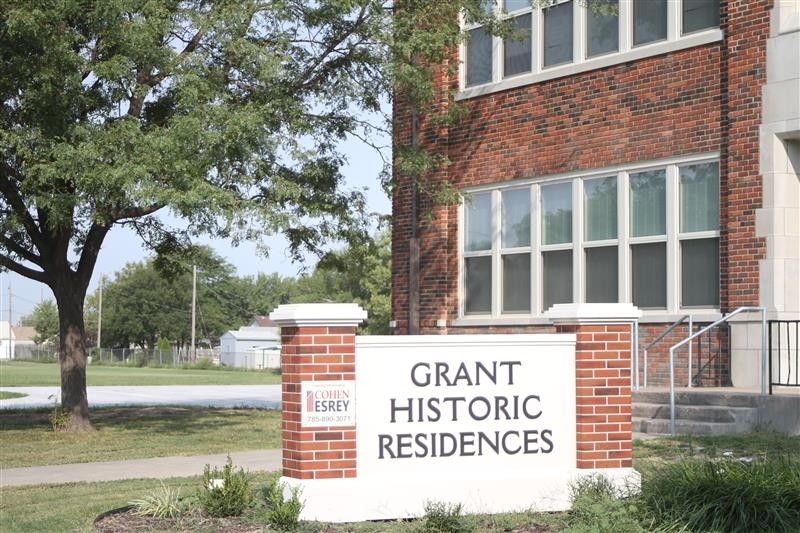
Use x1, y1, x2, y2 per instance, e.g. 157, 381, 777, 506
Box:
460, 157, 720, 319
462, 0, 721, 92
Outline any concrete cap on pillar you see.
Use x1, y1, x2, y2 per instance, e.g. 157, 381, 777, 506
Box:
544, 303, 642, 325
269, 303, 368, 327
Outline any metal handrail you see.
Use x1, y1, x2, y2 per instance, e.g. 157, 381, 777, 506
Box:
641, 314, 691, 388
667, 306, 766, 435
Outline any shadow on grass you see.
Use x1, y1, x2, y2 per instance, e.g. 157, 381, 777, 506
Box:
0, 407, 280, 434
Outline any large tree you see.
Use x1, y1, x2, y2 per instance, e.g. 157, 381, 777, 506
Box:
0, 0, 390, 430
1, 0, 519, 431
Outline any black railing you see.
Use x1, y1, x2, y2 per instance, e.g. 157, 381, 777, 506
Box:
692, 322, 732, 387
769, 320, 799, 394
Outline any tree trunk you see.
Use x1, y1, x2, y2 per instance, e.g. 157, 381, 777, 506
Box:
55, 287, 94, 432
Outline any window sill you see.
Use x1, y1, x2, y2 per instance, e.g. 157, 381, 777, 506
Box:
456, 29, 723, 101
451, 310, 722, 327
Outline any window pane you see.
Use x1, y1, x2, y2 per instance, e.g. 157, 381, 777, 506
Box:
504, 0, 529, 13
503, 253, 531, 312
587, 0, 619, 57
543, 250, 573, 312
633, 0, 666, 46
543, 1, 573, 67
541, 182, 572, 245
681, 238, 719, 307
502, 188, 531, 248
630, 169, 666, 237
631, 242, 666, 309
586, 246, 618, 303
466, 26, 493, 87
584, 176, 617, 241
466, 192, 492, 251
504, 14, 532, 77
680, 162, 719, 233
465, 256, 492, 314
683, 0, 719, 34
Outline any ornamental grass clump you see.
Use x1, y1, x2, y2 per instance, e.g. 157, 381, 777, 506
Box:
129, 482, 184, 519
197, 456, 253, 517
639, 456, 800, 533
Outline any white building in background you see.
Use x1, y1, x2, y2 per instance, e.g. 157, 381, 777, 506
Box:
219, 325, 280, 369
0, 321, 15, 360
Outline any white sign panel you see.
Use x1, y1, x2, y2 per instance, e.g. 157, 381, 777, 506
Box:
356, 335, 576, 481
301, 381, 356, 428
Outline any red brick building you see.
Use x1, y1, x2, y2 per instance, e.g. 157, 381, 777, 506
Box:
392, 0, 799, 389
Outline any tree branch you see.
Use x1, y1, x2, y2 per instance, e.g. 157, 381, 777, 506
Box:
0, 253, 48, 284
0, 234, 42, 266
111, 203, 164, 221
75, 222, 111, 288
0, 172, 46, 252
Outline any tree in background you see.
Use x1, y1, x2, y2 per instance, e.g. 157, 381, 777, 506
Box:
304, 230, 391, 334
97, 247, 248, 350
20, 300, 59, 345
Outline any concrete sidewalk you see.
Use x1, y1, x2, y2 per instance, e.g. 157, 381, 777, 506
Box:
1, 449, 282, 487
0, 385, 282, 410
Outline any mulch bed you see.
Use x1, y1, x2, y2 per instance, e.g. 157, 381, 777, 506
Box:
94, 507, 557, 532
93, 507, 266, 532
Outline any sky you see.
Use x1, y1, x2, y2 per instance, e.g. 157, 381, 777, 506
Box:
1, 135, 391, 324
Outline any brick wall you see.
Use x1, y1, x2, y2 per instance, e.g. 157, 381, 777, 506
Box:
557, 323, 633, 469
280, 325, 357, 480
392, 2, 771, 376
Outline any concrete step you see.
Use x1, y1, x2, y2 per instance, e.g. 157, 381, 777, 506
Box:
632, 417, 749, 436
633, 402, 759, 424
633, 390, 760, 408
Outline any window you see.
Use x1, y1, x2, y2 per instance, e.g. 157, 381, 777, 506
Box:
460, 157, 720, 319
679, 162, 720, 307
682, 0, 720, 35
633, 0, 667, 46
584, 177, 618, 303
461, 0, 721, 93
543, 1, 573, 68
541, 182, 573, 311
587, 0, 619, 57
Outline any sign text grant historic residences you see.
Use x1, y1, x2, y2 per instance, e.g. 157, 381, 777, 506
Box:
378, 360, 555, 459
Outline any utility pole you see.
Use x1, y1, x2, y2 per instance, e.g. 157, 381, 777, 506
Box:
191, 265, 197, 361
97, 274, 103, 355
7, 285, 12, 359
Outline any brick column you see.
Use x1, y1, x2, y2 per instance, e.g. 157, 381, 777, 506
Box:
546, 303, 641, 470
270, 303, 367, 480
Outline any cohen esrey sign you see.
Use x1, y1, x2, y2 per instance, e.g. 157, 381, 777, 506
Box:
356, 335, 576, 480
301, 381, 356, 427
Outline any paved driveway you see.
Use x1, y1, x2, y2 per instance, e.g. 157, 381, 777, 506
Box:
0, 385, 281, 409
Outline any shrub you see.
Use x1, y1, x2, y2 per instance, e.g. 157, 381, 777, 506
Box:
639, 456, 800, 533
183, 358, 216, 370
129, 483, 184, 519
259, 477, 303, 531
197, 456, 253, 517
418, 501, 474, 533
566, 474, 643, 533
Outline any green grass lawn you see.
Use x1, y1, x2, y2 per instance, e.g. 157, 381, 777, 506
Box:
0, 391, 26, 400
0, 360, 281, 386
0, 407, 282, 468
0, 431, 797, 532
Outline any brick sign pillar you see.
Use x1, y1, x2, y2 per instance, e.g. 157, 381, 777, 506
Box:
270, 303, 367, 481
545, 303, 641, 470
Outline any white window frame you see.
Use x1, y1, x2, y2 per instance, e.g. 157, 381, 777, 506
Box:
458, 0, 722, 99
455, 154, 722, 326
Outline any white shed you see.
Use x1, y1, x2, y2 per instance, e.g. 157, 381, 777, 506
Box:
0, 321, 15, 360
219, 326, 280, 369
